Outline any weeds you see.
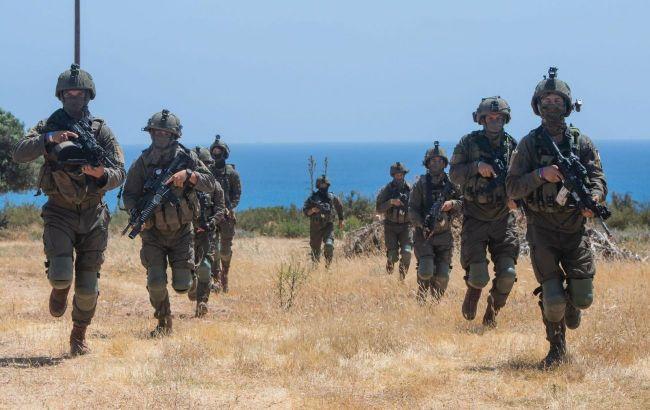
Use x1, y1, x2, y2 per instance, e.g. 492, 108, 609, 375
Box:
276, 258, 309, 309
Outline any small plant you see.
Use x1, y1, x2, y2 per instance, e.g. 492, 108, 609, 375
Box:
276, 258, 309, 310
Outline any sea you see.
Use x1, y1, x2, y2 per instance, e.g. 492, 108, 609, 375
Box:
2, 140, 648, 210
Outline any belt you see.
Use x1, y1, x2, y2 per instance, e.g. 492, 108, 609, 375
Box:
47, 195, 103, 211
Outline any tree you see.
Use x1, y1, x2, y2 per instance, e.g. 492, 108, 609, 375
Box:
0, 108, 41, 193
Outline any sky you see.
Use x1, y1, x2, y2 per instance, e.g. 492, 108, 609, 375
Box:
1, 0, 648, 145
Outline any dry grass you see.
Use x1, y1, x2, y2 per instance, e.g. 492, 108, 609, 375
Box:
0, 232, 648, 409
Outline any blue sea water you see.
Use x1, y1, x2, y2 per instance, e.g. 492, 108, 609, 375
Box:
2, 140, 649, 210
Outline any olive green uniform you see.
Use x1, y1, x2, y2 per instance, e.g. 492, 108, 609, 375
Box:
209, 163, 241, 289
376, 180, 413, 276
12, 109, 125, 327
192, 184, 226, 306
449, 130, 519, 311
506, 126, 606, 348
123, 143, 216, 319
302, 192, 344, 265
408, 172, 462, 298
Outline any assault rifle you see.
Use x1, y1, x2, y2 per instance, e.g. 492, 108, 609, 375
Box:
195, 191, 214, 232
478, 154, 524, 208
62, 116, 119, 169
541, 130, 612, 236
307, 194, 332, 215
122, 151, 191, 239
423, 182, 453, 237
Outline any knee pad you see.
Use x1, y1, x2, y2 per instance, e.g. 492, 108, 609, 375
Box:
386, 249, 399, 263
47, 256, 74, 289
401, 244, 413, 254
494, 257, 517, 294
73, 288, 98, 311
324, 243, 334, 256
567, 278, 593, 309
417, 257, 435, 281
542, 278, 566, 322
432, 264, 450, 289
400, 248, 412, 263
172, 268, 193, 293
467, 262, 489, 289
196, 260, 212, 283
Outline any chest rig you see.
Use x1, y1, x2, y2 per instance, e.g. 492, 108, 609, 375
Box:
462, 131, 514, 205
386, 182, 411, 223
526, 126, 583, 213
213, 165, 233, 209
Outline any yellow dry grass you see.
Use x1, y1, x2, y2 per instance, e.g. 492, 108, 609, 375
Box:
0, 233, 648, 409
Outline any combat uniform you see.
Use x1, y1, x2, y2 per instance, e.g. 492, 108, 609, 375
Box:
376, 162, 413, 279
449, 96, 519, 326
208, 136, 241, 293
123, 110, 216, 335
188, 147, 226, 316
303, 176, 344, 267
409, 143, 462, 301
506, 67, 607, 367
12, 64, 125, 355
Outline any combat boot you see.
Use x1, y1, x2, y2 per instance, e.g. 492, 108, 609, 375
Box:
462, 286, 482, 320
386, 260, 394, 274
399, 262, 409, 281
195, 281, 210, 318
482, 294, 499, 327
540, 319, 567, 369
430, 283, 444, 301
565, 302, 581, 330
49, 286, 70, 317
70, 323, 90, 356
211, 269, 222, 293
150, 315, 173, 337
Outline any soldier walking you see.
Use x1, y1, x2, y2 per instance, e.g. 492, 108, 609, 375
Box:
449, 96, 520, 327
303, 175, 344, 267
507, 68, 607, 367
122, 109, 216, 336
376, 162, 413, 279
208, 136, 241, 293
409, 143, 462, 301
12, 64, 126, 355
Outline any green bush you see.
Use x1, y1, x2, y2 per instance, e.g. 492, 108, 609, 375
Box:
607, 193, 650, 230
0, 203, 42, 227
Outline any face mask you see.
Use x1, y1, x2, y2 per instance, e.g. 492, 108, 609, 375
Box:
484, 116, 505, 135
62, 93, 89, 118
428, 162, 445, 175
318, 186, 329, 195
151, 134, 174, 150
539, 101, 567, 134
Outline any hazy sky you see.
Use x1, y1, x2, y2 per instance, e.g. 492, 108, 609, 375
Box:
1, 1, 647, 144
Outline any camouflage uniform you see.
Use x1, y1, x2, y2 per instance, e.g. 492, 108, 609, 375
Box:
506, 68, 607, 367
449, 96, 519, 325
188, 147, 226, 316
409, 143, 462, 301
123, 110, 216, 334
12, 64, 126, 355
375, 162, 413, 279
303, 176, 344, 267
208, 136, 241, 293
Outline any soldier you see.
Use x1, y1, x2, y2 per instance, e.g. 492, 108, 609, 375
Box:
208, 135, 241, 293
187, 147, 226, 317
303, 175, 344, 267
122, 109, 216, 336
409, 142, 462, 302
449, 96, 519, 327
12, 64, 126, 355
506, 67, 607, 368
376, 162, 413, 279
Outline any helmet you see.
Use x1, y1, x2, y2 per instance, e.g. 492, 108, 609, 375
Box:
195, 146, 214, 165
316, 175, 331, 187
209, 134, 230, 159
52, 141, 85, 164
423, 141, 448, 166
389, 162, 409, 176
142, 109, 183, 137
531, 67, 573, 116
55, 64, 96, 100
473, 96, 511, 124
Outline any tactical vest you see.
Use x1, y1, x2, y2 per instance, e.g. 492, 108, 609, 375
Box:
140, 147, 200, 232
525, 126, 586, 213
37, 117, 107, 205
385, 183, 411, 224
308, 192, 335, 223
423, 173, 454, 234
213, 164, 235, 209
460, 131, 515, 206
